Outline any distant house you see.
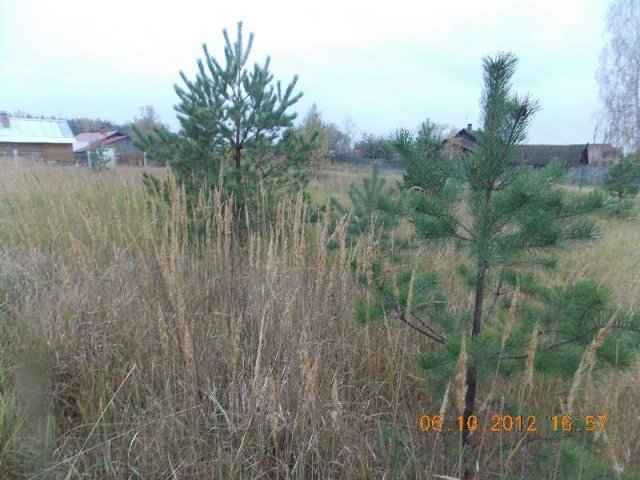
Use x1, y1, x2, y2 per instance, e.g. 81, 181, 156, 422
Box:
73, 129, 143, 167
442, 124, 478, 160
0, 112, 75, 165
442, 124, 620, 180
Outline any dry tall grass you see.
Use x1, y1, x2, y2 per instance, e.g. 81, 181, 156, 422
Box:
0, 167, 436, 478
0, 166, 638, 479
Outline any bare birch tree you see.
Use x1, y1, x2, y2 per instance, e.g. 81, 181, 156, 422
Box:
597, 0, 640, 158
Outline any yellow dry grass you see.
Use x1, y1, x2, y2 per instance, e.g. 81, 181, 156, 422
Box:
0, 164, 637, 479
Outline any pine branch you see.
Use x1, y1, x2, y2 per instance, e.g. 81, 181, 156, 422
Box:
394, 310, 447, 344
371, 274, 447, 344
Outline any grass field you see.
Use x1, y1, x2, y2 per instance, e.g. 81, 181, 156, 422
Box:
0, 165, 638, 479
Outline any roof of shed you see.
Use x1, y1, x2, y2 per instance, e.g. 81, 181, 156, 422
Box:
75, 131, 120, 143
0, 117, 75, 144
516, 144, 588, 167
73, 131, 130, 152
444, 126, 591, 167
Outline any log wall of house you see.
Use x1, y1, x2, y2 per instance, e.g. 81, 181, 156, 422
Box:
0, 143, 74, 165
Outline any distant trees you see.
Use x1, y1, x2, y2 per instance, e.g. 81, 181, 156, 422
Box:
128, 106, 171, 165
293, 104, 330, 176
67, 117, 123, 135
65, 106, 166, 138
291, 105, 361, 172
354, 133, 398, 160
351, 120, 445, 164
130, 105, 167, 137
597, 0, 640, 158
326, 122, 352, 155
11, 111, 60, 120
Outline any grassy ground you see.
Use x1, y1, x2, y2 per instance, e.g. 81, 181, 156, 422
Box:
0, 165, 638, 479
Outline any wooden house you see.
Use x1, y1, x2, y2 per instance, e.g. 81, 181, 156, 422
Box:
442, 124, 621, 168
73, 129, 143, 167
0, 112, 75, 164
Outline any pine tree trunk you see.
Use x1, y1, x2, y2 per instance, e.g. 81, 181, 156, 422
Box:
235, 122, 242, 169
234, 146, 241, 169
461, 265, 485, 445
472, 262, 487, 337
462, 262, 487, 478
462, 366, 477, 446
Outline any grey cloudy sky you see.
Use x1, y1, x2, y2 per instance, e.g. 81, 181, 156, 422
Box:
0, 0, 608, 144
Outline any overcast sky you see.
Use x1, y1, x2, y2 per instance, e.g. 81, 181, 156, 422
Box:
0, 0, 609, 144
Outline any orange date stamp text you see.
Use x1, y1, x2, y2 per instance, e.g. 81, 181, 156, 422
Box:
417, 414, 608, 433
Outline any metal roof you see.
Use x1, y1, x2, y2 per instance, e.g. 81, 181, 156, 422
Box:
75, 131, 119, 143
0, 117, 75, 144
74, 136, 130, 153
73, 131, 130, 152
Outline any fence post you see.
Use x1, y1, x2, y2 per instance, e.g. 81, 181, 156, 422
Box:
143, 151, 147, 168
87, 151, 92, 169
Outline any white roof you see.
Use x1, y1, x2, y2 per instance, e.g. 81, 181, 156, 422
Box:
0, 117, 75, 144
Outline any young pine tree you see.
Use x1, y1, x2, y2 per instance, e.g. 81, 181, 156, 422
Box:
355, 53, 640, 468
603, 156, 640, 215
137, 22, 316, 215
332, 164, 404, 246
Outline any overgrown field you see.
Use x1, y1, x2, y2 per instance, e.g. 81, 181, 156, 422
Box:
0, 166, 638, 479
